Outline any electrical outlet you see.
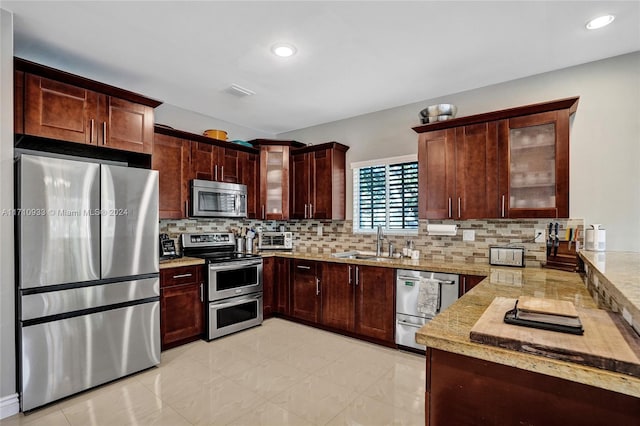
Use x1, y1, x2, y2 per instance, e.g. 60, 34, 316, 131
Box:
462, 230, 475, 241
534, 228, 545, 243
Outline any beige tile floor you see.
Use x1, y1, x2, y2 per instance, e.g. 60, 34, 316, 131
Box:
2, 318, 425, 426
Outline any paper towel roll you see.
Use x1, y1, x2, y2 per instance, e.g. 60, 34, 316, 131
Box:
427, 224, 458, 236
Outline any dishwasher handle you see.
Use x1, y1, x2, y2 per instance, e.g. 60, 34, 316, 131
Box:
397, 275, 456, 286
397, 320, 424, 329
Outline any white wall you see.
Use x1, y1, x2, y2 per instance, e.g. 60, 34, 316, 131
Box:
279, 52, 640, 252
155, 103, 274, 141
0, 8, 18, 419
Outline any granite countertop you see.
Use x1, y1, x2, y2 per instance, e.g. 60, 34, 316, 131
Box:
414, 265, 640, 398
159, 256, 205, 269
580, 251, 640, 333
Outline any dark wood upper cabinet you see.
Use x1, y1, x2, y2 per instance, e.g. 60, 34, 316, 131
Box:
415, 97, 578, 219
499, 110, 572, 218
24, 73, 98, 145
240, 151, 260, 219
99, 96, 154, 154
153, 126, 260, 219
290, 142, 349, 220
16, 58, 161, 155
152, 133, 190, 219
418, 128, 456, 219
251, 140, 304, 220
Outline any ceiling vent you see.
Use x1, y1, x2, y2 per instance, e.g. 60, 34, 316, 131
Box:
225, 84, 255, 97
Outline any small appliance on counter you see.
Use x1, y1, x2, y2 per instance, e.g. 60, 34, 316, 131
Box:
585, 224, 606, 252
258, 231, 293, 250
159, 233, 179, 259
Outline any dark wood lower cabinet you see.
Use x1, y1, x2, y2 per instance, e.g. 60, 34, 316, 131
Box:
319, 262, 395, 344
425, 348, 640, 426
354, 265, 395, 342
321, 262, 355, 331
459, 274, 486, 297
160, 265, 204, 350
290, 259, 321, 323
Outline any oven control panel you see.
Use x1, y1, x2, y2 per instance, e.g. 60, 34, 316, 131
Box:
182, 233, 234, 248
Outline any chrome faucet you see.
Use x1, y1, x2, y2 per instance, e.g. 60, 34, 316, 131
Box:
376, 225, 384, 257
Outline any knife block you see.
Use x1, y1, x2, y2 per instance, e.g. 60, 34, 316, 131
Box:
544, 240, 580, 272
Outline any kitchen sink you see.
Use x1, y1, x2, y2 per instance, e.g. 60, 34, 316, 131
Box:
332, 251, 389, 262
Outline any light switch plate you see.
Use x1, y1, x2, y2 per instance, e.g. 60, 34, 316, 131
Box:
535, 228, 545, 243
463, 230, 475, 241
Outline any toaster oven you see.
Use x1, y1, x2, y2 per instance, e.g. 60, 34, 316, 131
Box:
258, 231, 293, 250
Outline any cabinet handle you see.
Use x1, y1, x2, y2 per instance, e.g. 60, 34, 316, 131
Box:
309, 203, 313, 218
296, 265, 311, 270
214, 165, 218, 181
172, 273, 193, 279
458, 197, 461, 218
501, 195, 506, 218
348, 266, 352, 284
90, 119, 94, 143
200, 283, 204, 302
463, 276, 467, 294
185, 200, 189, 216
304, 204, 308, 219
448, 197, 452, 218
355, 266, 359, 286
398, 320, 423, 329
316, 277, 320, 296
102, 122, 107, 145
262, 205, 265, 220
220, 165, 224, 181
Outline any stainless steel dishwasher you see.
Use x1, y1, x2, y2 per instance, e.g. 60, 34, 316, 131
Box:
396, 269, 459, 350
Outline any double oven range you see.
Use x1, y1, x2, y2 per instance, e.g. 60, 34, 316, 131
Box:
182, 233, 263, 340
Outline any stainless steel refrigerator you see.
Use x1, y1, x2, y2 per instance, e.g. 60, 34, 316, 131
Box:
16, 154, 160, 411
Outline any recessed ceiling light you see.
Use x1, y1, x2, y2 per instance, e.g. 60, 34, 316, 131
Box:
586, 14, 615, 30
271, 43, 297, 58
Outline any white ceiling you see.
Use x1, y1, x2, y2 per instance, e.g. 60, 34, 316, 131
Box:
2, 1, 639, 134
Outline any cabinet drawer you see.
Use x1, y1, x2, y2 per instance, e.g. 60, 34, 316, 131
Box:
161, 265, 200, 287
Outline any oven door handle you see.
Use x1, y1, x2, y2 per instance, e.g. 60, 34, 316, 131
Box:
209, 293, 262, 310
209, 260, 263, 271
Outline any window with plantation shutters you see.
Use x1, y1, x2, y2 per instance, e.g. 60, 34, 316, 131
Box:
352, 155, 418, 234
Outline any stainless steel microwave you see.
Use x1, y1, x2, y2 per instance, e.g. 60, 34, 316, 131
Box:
191, 180, 247, 218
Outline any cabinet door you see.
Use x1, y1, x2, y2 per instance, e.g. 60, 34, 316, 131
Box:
219, 147, 241, 183
153, 133, 190, 219
262, 257, 275, 318
275, 257, 291, 315
291, 260, 320, 323
459, 274, 486, 297
290, 153, 310, 219
240, 151, 260, 219
500, 111, 569, 218
418, 129, 456, 219
321, 262, 355, 332
191, 142, 216, 181
355, 265, 395, 343
160, 266, 203, 350
14, 71, 24, 134
259, 145, 290, 220
161, 283, 203, 349
100, 97, 154, 154
311, 148, 337, 219
24, 74, 97, 144
454, 123, 499, 219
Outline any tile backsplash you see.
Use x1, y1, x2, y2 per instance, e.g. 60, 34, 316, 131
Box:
160, 218, 584, 268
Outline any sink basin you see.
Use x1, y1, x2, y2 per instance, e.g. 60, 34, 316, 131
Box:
332, 252, 389, 262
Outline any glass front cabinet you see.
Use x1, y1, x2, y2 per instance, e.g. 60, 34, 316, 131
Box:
498, 103, 576, 218
413, 97, 578, 220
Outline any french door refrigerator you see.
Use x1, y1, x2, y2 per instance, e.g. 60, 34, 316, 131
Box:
16, 154, 160, 411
